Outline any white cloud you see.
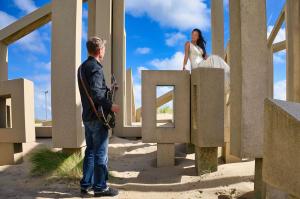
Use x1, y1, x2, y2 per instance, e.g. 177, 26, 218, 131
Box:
135, 47, 151, 55
274, 80, 286, 100
13, 0, 37, 14
126, 0, 211, 31
267, 25, 286, 43
151, 51, 190, 70
14, 30, 47, 53
273, 50, 286, 65
165, 32, 187, 47
0, 11, 17, 29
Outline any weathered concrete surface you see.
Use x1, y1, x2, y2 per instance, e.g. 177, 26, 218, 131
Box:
157, 143, 175, 167
229, 0, 270, 158
191, 67, 224, 147
51, 0, 84, 149
142, 70, 190, 144
195, 147, 218, 174
88, 0, 112, 87
0, 79, 35, 143
286, 0, 300, 102
263, 99, 300, 198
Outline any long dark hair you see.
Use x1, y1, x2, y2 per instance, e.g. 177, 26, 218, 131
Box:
192, 28, 206, 59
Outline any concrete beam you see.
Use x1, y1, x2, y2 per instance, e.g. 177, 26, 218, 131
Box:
51, 0, 84, 149
286, 0, 300, 102
267, 4, 286, 47
211, 0, 224, 57
0, 3, 51, 45
272, 40, 286, 53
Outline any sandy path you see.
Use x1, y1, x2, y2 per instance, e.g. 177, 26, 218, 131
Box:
0, 137, 254, 199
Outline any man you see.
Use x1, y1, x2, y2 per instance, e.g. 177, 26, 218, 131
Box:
78, 36, 120, 197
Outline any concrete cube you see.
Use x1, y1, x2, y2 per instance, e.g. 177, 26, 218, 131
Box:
0, 79, 35, 143
157, 143, 175, 167
191, 67, 224, 147
141, 70, 190, 143
263, 99, 300, 198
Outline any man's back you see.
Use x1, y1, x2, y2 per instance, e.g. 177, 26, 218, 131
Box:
78, 56, 112, 122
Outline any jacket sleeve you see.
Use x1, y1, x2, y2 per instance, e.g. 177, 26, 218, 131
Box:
89, 67, 112, 111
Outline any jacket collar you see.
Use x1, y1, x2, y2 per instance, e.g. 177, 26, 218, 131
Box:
88, 56, 103, 68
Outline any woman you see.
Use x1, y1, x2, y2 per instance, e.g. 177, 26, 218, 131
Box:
183, 28, 230, 103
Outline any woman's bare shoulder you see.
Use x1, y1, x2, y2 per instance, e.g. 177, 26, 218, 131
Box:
185, 41, 190, 48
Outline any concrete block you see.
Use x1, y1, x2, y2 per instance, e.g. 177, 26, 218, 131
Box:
195, 147, 218, 175
0, 143, 23, 165
157, 143, 174, 167
191, 67, 224, 147
35, 126, 52, 138
263, 99, 300, 198
0, 79, 35, 143
142, 70, 190, 143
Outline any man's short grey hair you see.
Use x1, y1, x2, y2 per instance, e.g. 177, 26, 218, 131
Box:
86, 36, 106, 54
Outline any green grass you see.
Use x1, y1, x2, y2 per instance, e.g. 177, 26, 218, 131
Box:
157, 106, 173, 114
30, 148, 83, 179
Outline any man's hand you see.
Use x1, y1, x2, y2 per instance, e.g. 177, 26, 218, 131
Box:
111, 104, 120, 113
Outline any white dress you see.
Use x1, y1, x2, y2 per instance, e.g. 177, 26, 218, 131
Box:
189, 42, 230, 102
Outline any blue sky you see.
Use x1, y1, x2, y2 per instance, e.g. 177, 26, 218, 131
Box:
0, 0, 286, 120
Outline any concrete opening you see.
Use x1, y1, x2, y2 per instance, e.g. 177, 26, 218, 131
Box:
156, 86, 174, 128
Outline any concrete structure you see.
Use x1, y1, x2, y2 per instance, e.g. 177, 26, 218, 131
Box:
88, 0, 112, 87
229, 0, 270, 159
191, 68, 224, 174
286, 0, 300, 102
211, 0, 224, 57
229, 1, 271, 197
0, 79, 35, 165
126, 69, 136, 125
142, 70, 190, 167
51, 0, 84, 151
263, 99, 300, 199
112, 0, 141, 138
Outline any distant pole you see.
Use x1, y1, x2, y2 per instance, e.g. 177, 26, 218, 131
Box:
44, 90, 48, 121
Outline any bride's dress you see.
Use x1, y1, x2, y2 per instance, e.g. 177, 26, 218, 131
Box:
189, 42, 230, 102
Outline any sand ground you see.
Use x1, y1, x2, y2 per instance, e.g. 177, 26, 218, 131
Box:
0, 137, 254, 199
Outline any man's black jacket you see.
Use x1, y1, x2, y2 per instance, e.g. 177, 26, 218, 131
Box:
78, 56, 112, 122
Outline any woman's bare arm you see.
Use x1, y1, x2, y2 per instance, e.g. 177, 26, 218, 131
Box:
183, 42, 190, 70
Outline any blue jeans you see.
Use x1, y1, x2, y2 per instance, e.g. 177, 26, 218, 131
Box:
80, 120, 109, 192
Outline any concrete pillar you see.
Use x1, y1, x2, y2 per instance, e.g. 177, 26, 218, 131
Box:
254, 158, 266, 199
195, 147, 218, 174
229, 0, 270, 158
0, 43, 8, 128
211, 0, 224, 57
51, 0, 84, 150
88, 0, 112, 87
286, 0, 300, 102
126, 68, 133, 125
157, 143, 174, 167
